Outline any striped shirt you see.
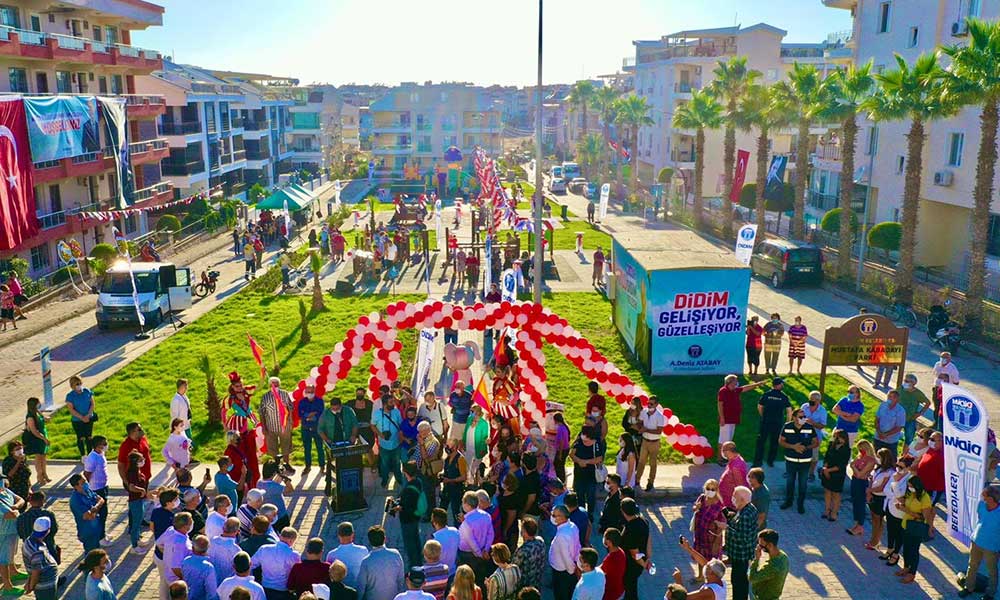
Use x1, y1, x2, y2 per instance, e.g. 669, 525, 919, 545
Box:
421, 561, 450, 600
259, 389, 294, 432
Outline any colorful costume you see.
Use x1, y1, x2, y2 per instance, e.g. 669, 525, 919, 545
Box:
222, 371, 261, 488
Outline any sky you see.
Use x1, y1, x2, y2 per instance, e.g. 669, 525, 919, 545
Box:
132, 0, 853, 86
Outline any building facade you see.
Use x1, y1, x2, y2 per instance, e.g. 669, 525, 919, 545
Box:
822, 0, 1000, 281
369, 82, 501, 178
0, 0, 170, 277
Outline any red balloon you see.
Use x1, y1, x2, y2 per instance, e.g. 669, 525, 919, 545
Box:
386, 305, 397, 316
359, 316, 370, 326
291, 389, 303, 401
662, 407, 673, 419
663, 424, 674, 435
441, 317, 453, 329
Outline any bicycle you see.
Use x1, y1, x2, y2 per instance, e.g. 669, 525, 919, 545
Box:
882, 299, 917, 328
283, 267, 310, 293
193, 270, 220, 298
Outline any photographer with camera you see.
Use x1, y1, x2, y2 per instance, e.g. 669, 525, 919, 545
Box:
386, 461, 427, 569
373, 394, 405, 489
256, 460, 294, 531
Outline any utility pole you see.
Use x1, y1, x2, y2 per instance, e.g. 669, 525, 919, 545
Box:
856, 124, 876, 291
533, 0, 544, 304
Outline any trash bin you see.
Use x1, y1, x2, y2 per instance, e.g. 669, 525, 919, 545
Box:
560, 204, 568, 220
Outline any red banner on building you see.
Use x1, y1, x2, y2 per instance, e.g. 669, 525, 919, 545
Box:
730, 148, 750, 203
0, 99, 39, 251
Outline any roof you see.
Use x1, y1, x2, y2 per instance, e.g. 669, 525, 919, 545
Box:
661, 23, 786, 40
611, 229, 747, 270
257, 187, 316, 211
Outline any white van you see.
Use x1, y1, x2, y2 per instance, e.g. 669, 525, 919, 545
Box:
96, 262, 192, 330
561, 162, 581, 180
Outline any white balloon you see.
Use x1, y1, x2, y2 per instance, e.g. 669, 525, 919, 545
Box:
668, 415, 680, 427
693, 455, 705, 465
306, 376, 317, 386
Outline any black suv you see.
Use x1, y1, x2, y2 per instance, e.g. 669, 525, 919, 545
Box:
750, 239, 824, 288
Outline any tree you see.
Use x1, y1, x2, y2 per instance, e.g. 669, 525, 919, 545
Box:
733, 84, 791, 237
310, 251, 325, 312
869, 52, 957, 303
576, 134, 604, 180
709, 56, 761, 238
155, 214, 182, 233
943, 18, 1000, 335
248, 183, 267, 204
89, 243, 117, 263
868, 221, 902, 252
820, 207, 859, 235
740, 182, 794, 233
591, 86, 620, 183
614, 95, 654, 194
775, 63, 829, 240
567, 80, 597, 140
672, 90, 723, 230
198, 353, 221, 427
657, 167, 674, 184
299, 298, 311, 345
824, 61, 875, 280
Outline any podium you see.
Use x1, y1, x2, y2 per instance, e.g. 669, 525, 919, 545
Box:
325, 442, 369, 514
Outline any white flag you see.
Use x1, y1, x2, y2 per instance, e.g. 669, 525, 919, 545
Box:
941, 382, 990, 546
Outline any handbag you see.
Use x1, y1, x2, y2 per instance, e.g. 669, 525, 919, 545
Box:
595, 463, 608, 483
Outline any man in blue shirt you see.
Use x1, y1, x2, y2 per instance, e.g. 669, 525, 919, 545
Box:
180, 535, 218, 600
68, 473, 104, 552
573, 548, 606, 600
448, 384, 472, 442
373, 394, 404, 489
65, 375, 95, 457
832, 385, 865, 447
297, 384, 325, 471
565, 493, 591, 548
256, 461, 294, 531
959, 486, 1000, 599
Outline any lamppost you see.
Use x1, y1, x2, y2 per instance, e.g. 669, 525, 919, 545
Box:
533, 0, 544, 304
856, 124, 877, 291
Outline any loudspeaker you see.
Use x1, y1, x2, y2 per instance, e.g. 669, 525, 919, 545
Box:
333, 280, 354, 297
158, 264, 177, 289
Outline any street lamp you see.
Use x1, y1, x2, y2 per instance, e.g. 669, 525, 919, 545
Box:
533, 0, 544, 304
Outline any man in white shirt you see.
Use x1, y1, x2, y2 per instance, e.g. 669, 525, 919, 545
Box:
171, 378, 192, 437
430, 508, 459, 572
205, 495, 231, 541
549, 505, 581, 600
326, 522, 370, 589
208, 518, 242, 584
800, 391, 828, 481
82, 435, 111, 546
636, 396, 667, 493
932, 351, 960, 386
417, 392, 450, 438
217, 551, 266, 600
458, 491, 494, 585
251, 527, 301, 596
156, 513, 194, 585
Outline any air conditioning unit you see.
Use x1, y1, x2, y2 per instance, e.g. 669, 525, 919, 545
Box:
933, 170, 954, 186
952, 21, 969, 36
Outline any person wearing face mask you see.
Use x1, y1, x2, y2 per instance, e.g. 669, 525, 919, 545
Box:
82, 436, 112, 547
692, 479, 726, 566
441, 440, 468, 524
786, 316, 807, 376
374, 395, 406, 489
548, 505, 581, 600
0, 475, 25, 596
2, 442, 30, 503
846, 440, 876, 536
635, 397, 666, 493
124, 451, 149, 555
874, 391, 907, 460
615, 435, 638, 490
932, 352, 960, 430
69, 473, 104, 554
915, 431, 945, 522
800, 391, 828, 481
718, 442, 749, 511
214, 456, 242, 517
896, 476, 933, 584
745, 315, 764, 378
820, 429, 850, 521
716, 375, 767, 467
748, 529, 789, 600
752, 379, 791, 469
896, 374, 930, 446
598, 474, 624, 534
832, 385, 865, 447
65, 375, 96, 458
881, 456, 914, 566
150, 487, 181, 594
297, 385, 325, 472
585, 382, 608, 441
117, 422, 152, 491
721, 487, 758, 600
761, 313, 784, 377
958, 485, 1000, 599
905, 428, 933, 461
778, 409, 818, 515
571, 547, 605, 600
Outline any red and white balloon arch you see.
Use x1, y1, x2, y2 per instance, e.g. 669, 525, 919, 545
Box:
292, 300, 714, 463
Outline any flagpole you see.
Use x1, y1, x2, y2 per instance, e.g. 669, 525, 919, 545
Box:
533, 0, 544, 305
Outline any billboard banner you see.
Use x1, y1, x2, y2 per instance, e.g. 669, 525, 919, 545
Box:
98, 97, 134, 208
23, 96, 101, 162
941, 382, 990, 546
763, 155, 788, 202
734, 224, 757, 265
611, 239, 649, 363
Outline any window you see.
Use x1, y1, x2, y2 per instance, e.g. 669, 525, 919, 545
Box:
866, 126, 879, 155
48, 185, 62, 213
98, 76, 107, 94
29, 243, 49, 273
908, 27, 919, 47
93, 26, 102, 42
988, 213, 1000, 256
896, 155, 905, 174
55, 71, 72, 94
7, 68, 27, 93
878, 2, 891, 33
104, 26, 118, 45
0, 5, 20, 29
29, 14, 40, 32
124, 213, 138, 235
111, 75, 123, 95
948, 132, 964, 166
35, 72, 47, 93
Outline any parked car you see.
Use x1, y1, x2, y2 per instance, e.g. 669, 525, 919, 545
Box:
549, 177, 567, 193
586, 182, 598, 199
749, 239, 824, 288
568, 177, 588, 194
550, 166, 563, 180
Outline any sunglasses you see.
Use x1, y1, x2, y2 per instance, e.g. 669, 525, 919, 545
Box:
705, 487, 718, 491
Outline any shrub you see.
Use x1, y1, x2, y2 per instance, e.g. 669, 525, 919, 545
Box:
155, 214, 182, 233
820, 207, 859, 235
90, 258, 108, 277
89, 243, 118, 262
868, 221, 902, 252
50, 266, 80, 285
657, 167, 674, 184
248, 183, 267, 204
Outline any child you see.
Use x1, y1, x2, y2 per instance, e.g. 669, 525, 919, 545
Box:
0, 285, 16, 331
162, 418, 192, 471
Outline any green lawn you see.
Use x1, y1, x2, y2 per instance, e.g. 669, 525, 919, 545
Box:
47, 294, 422, 462
514, 221, 611, 252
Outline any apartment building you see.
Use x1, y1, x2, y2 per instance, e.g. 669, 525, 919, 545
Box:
551, 81, 604, 157
631, 24, 849, 196
822, 0, 1000, 279
286, 84, 356, 175
369, 82, 502, 178
136, 62, 248, 201
0, 0, 169, 277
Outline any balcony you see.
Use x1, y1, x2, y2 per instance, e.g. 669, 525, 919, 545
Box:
623, 56, 636, 70
416, 144, 433, 153
373, 144, 413, 155
781, 47, 826, 59
244, 119, 270, 131
814, 143, 841, 161
232, 149, 247, 162
129, 138, 170, 165
37, 209, 66, 230
639, 43, 736, 65
245, 149, 270, 161
32, 150, 117, 184
416, 121, 433, 132
373, 121, 411, 133
671, 149, 696, 167
808, 190, 840, 211
0, 26, 162, 69
159, 121, 202, 136
133, 182, 174, 205
123, 94, 166, 118
674, 81, 702, 94
161, 159, 207, 176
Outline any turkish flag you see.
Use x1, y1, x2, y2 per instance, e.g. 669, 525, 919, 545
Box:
0, 99, 38, 251
730, 149, 751, 203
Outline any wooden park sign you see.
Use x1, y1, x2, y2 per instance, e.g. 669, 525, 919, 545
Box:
819, 313, 909, 394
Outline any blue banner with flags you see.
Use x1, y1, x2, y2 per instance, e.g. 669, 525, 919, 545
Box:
23, 96, 101, 162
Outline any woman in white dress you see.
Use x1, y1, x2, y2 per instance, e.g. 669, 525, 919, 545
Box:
616, 433, 638, 489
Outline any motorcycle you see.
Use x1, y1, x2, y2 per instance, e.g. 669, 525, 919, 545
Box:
927, 303, 961, 354
194, 270, 220, 298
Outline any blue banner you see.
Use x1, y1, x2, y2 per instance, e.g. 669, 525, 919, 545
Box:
23, 96, 101, 162
97, 97, 134, 208
612, 239, 750, 375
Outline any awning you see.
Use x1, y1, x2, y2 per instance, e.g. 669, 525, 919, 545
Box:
256, 187, 314, 211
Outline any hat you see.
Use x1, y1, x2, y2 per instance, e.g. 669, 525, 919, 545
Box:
407, 567, 426, 586
32, 517, 51, 533
228, 371, 242, 384
773, 377, 784, 386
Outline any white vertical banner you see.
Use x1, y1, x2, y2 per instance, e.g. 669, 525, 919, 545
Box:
484, 235, 493, 293
734, 224, 758, 265
501, 268, 518, 302
599, 183, 610, 220
413, 329, 437, 400
112, 226, 145, 327
435, 210, 444, 252
941, 382, 990, 546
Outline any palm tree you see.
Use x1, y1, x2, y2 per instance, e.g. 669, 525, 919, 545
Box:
576, 133, 604, 179
673, 90, 723, 230
567, 80, 597, 141
310, 250, 325, 311
591, 86, 620, 182
776, 63, 829, 239
198, 353, 221, 427
614, 94, 654, 193
824, 61, 875, 280
709, 57, 761, 237
869, 52, 958, 304
733, 84, 792, 236
943, 18, 1000, 335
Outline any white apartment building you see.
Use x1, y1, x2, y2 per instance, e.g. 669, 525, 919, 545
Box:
822, 0, 1000, 282
632, 24, 848, 199
288, 84, 356, 174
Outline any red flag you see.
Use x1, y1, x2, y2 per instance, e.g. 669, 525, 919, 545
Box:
247, 333, 266, 381
0, 99, 38, 251
730, 149, 750, 203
